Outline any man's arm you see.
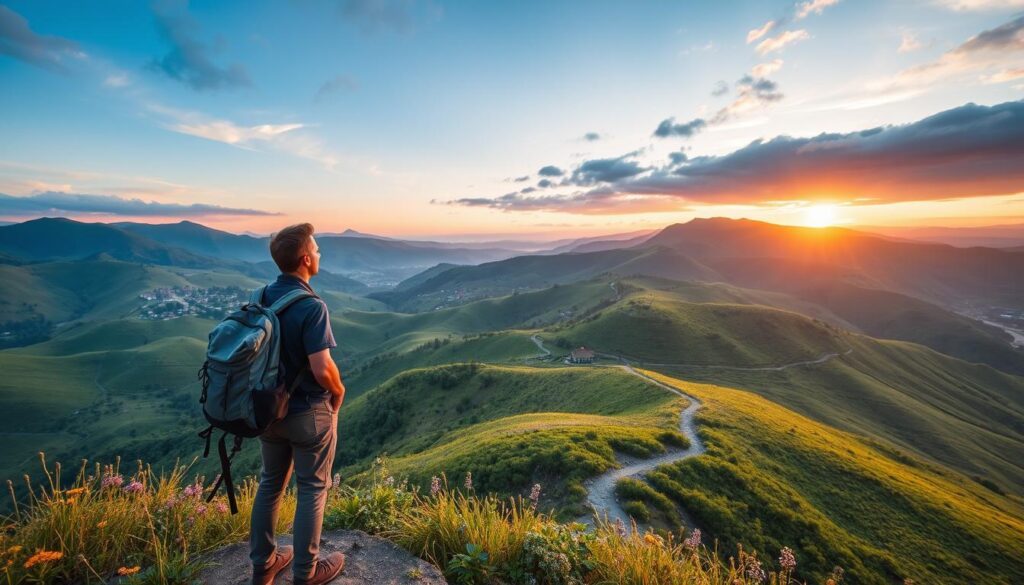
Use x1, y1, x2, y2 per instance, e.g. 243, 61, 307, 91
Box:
309, 348, 345, 411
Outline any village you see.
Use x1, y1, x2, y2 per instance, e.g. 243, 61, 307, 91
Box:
137, 285, 249, 321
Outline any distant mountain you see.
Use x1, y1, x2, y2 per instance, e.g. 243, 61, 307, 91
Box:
0, 218, 218, 267
861, 223, 1024, 249
543, 229, 657, 254
646, 218, 1024, 309
115, 220, 268, 262
393, 263, 463, 292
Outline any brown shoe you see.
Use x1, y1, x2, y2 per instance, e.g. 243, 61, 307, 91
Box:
294, 551, 345, 585
252, 546, 293, 585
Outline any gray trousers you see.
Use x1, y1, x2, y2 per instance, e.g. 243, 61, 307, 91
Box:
250, 400, 338, 578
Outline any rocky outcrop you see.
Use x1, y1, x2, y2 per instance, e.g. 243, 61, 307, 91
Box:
196, 529, 448, 584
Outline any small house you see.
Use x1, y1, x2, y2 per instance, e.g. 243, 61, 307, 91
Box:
568, 347, 595, 364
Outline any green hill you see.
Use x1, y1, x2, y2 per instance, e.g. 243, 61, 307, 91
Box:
636, 371, 1024, 585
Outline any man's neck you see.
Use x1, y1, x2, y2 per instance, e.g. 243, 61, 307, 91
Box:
286, 270, 311, 283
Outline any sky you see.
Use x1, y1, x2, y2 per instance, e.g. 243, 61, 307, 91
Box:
1, 0, 1023, 239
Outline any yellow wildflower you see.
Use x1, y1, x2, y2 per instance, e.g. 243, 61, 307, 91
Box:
643, 533, 663, 546
96, 520, 108, 529
23, 550, 63, 569
6, 545, 22, 555
64, 497, 77, 505
65, 487, 86, 496
117, 566, 141, 576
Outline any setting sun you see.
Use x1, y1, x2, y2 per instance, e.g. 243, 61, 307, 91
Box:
803, 204, 838, 228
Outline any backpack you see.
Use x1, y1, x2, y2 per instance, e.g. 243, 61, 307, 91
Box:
196, 285, 317, 513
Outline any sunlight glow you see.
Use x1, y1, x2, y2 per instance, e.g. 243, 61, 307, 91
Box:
803, 204, 838, 228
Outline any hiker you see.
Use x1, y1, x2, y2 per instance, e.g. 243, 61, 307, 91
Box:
250, 223, 347, 585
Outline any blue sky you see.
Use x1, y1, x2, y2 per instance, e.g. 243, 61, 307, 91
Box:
1, 0, 1023, 238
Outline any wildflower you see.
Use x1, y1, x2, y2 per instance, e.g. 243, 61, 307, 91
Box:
64, 497, 77, 505
744, 554, 767, 582
643, 533, 664, 546
529, 483, 541, 508
123, 480, 144, 494
613, 518, 627, 537
430, 476, 441, 497
101, 474, 124, 489
332, 473, 341, 489
96, 521, 108, 529
164, 496, 179, 509
779, 546, 797, 571
384, 475, 395, 487
23, 550, 63, 569
117, 566, 141, 576
65, 487, 86, 497
464, 471, 473, 491
684, 528, 702, 550
182, 483, 202, 498
6, 545, 22, 555
215, 502, 229, 514
196, 504, 208, 516
828, 566, 845, 584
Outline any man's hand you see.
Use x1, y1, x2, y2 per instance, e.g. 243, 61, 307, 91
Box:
308, 348, 346, 412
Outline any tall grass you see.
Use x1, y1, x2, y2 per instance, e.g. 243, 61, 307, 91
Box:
4, 455, 840, 585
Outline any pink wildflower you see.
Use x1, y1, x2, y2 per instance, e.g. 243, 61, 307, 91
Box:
779, 547, 797, 571
614, 518, 627, 537
529, 483, 541, 508
684, 528, 701, 550
215, 502, 229, 514
430, 476, 441, 497
196, 504, 208, 516
182, 483, 202, 498
101, 474, 124, 489
123, 480, 144, 494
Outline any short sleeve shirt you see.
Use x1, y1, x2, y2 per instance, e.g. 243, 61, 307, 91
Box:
261, 274, 337, 413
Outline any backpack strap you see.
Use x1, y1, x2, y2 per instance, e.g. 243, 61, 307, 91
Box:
205, 432, 245, 514
268, 289, 317, 315
248, 286, 267, 307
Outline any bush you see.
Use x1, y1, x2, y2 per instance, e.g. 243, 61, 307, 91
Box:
622, 500, 650, 522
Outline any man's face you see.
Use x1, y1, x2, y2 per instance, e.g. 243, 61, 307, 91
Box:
305, 235, 321, 276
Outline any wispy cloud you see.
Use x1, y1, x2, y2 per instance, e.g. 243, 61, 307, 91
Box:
0, 191, 279, 217
0, 5, 82, 72
934, 0, 1024, 10
756, 29, 810, 55
898, 29, 923, 52
653, 75, 783, 140
747, 20, 777, 44
339, 0, 443, 34
149, 0, 251, 91
315, 74, 359, 102
582, 132, 602, 141
795, 0, 840, 20
446, 100, 1024, 214
752, 59, 784, 76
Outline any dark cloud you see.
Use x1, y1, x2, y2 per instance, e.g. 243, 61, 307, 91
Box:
339, 0, 441, 34
150, 0, 251, 91
538, 165, 565, 177
537, 179, 554, 188
315, 74, 358, 102
0, 5, 79, 72
0, 192, 280, 217
513, 175, 530, 182
653, 117, 707, 138
570, 154, 650, 185
583, 132, 602, 141
955, 14, 1024, 54
519, 187, 537, 194
445, 100, 1024, 214
711, 80, 730, 97
669, 151, 688, 165
444, 190, 686, 215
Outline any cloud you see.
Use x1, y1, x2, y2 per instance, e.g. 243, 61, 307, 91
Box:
752, 59, 784, 76
984, 67, 1024, 83
0, 191, 280, 217
537, 179, 554, 188
570, 154, 650, 185
513, 175, 530, 182
653, 117, 708, 138
315, 74, 358, 102
795, 0, 840, 20
538, 165, 565, 177
171, 120, 305, 145
446, 100, 1024, 213
582, 132, 602, 141
669, 151, 688, 164
103, 71, 132, 87
0, 5, 81, 72
339, 0, 442, 34
934, 0, 1024, 10
747, 20, 777, 44
756, 29, 810, 54
150, 0, 251, 91
898, 30, 923, 52
711, 81, 730, 97
444, 191, 688, 215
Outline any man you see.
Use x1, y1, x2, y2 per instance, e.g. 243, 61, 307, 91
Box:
250, 223, 347, 585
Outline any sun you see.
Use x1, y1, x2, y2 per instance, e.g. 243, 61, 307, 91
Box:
803, 204, 838, 228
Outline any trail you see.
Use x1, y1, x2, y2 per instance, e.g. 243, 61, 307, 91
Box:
529, 335, 852, 533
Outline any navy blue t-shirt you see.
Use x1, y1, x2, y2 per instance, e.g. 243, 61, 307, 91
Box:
261, 274, 337, 413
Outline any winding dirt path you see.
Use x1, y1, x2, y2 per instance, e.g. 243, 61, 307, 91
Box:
529, 334, 852, 533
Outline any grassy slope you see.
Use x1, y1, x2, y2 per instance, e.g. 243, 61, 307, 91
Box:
335, 364, 688, 513
638, 371, 1024, 585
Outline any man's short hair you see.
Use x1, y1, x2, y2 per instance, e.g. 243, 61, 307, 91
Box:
270, 223, 315, 273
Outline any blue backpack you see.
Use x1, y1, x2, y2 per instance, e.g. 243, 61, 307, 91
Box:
197, 285, 316, 513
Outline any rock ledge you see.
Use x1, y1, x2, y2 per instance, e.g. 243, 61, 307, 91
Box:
196, 529, 447, 584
